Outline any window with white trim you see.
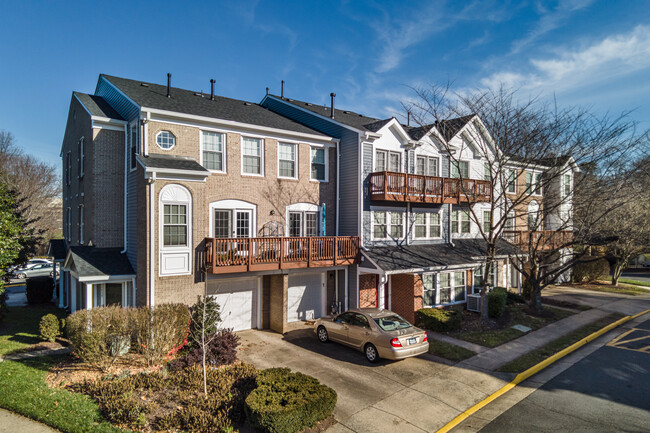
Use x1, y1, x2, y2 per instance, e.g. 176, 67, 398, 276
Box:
473, 263, 497, 289
452, 210, 471, 234
159, 184, 192, 276
422, 274, 436, 306
311, 147, 326, 181
439, 273, 452, 304
163, 204, 187, 246
440, 271, 466, 304
484, 162, 491, 181
372, 211, 404, 239
507, 169, 516, 193
451, 160, 469, 178
416, 156, 439, 176
289, 211, 318, 236
213, 209, 252, 238
156, 131, 176, 150
414, 212, 441, 239
93, 282, 134, 308
202, 131, 225, 172
278, 142, 297, 178
79, 138, 84, 178
375, 150, 401, 172
482, 210, 491, 233
504, 211, 515, 231
564, 174, 571, 197
242, 137, 263, 175
526, 171, 542, 195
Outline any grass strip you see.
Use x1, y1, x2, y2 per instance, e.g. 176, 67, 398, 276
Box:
0, 305, 66, 356
427, 339, 476, 362
618, 278, 650, 288
497, 313, 624, 373
0, 355, 126, 432
579, 284, 647, 296
455, 306, 575, 348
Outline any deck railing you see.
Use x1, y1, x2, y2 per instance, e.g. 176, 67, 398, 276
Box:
205, 236, 360, 274
369, 171, 491, 204
502, 230, 574, 250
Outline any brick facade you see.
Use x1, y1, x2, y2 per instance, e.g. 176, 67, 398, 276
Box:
389, 273, 417, 323
359, 274, 378, 308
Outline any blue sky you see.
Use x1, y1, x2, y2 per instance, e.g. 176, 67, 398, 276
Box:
1, 0, 649, 169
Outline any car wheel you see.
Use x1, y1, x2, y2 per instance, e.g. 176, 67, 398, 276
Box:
365, 343, 379, 363
17, 273, 26, 279
317, 326, 329, 343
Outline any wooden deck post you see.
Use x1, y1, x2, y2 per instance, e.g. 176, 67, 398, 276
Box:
308, 237, 313, 268
247, 237, 252, 271
333, 237, 338, 265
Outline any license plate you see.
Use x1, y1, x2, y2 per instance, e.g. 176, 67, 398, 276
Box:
408, 337, 417, 345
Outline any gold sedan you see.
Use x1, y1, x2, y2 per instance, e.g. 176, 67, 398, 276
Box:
314, 308, 429, 362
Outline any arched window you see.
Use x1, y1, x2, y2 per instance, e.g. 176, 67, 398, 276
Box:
527, 200, 540, 231
159, 184, 192, 276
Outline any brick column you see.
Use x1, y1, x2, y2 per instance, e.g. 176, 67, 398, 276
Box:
269, 274, 288, 333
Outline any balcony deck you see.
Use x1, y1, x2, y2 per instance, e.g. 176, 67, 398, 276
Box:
205, 236, 360, 274
369, 171, 491, 204
503, 230, 574, 251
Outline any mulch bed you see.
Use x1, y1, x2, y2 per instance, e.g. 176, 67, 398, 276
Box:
456, 307, 511, 332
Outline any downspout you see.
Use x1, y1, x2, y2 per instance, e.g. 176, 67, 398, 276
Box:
121, 125, 128, 253
406, 203, 411, 246
149, 172, 156, 307
336, 140, 340, 236
448, 204, 455, 247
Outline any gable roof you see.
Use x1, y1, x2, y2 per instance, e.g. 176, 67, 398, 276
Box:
99, 75, 328, 137
74, 92, 124, 120
47, 239, 68, 261
65, 247, 135, 278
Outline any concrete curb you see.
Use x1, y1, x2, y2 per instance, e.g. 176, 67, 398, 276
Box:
436, 308, 650, 433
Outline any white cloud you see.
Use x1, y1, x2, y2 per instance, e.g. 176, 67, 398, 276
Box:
479, 25, 650, 94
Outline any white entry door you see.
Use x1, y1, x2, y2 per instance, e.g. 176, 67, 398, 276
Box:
209, 278, 258, 331
288, 272, 325, 322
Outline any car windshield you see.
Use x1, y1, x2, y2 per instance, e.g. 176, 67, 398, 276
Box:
373, 315, 412, 331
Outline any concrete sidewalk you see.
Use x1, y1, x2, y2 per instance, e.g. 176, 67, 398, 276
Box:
0, 409, 58, 432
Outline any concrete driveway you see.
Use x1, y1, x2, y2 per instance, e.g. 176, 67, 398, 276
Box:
238, 325, 510, 433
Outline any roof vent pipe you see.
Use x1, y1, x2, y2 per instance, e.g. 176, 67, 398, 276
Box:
330, 93, 336, 119
210, 79, 215, 100
281, 80, 285, 98
166, 73, 171, 98
266, 87, 269, 95
407, 111, 411, 126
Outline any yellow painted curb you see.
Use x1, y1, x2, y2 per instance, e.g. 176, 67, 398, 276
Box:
436, 308, 650, 433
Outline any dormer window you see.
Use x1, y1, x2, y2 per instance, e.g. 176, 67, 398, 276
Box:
156, 131, 176, 150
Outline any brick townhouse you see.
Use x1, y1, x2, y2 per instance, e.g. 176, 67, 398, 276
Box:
56, 74, 360, 333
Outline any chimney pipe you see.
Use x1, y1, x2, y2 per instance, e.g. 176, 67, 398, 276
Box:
167, 73, 171, 98
281, 80, 285, 98
407, 111, 410, 126
210, 79, 215, 100
266, 87, 269, 95
330, 93, 336, 119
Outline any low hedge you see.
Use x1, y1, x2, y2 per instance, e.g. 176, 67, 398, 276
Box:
0, 287, 7, 324
245, 368, 337, 433
488, 287, 507, 318
416, 308, 461, 332
572, 256, 610, 283
26, 276, 53, 304
39, 313, 61, 342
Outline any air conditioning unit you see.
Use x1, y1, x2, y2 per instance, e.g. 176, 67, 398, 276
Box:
467, 294, 481, 312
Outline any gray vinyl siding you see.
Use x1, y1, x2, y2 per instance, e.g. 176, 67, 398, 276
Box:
95, 76, 141, 269
261, 96, 360, 237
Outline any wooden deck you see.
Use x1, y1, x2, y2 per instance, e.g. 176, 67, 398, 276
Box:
369, 171, 491, 204
205, 236, 360, 274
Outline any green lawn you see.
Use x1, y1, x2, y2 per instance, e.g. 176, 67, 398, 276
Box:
451, 305, 575, 348
497, 314, 624, 373
618, 278, 650, 288
427, 339, 476, 362
0, 305, 66, 356
578, 283, 648, 296
0, 355, 126, 433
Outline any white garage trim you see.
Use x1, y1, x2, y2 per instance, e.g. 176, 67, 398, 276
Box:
288, 272, 326, 322
207, 276, 261, 331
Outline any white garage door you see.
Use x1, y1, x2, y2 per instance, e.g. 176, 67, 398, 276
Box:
208, 278, 258, 331
288, 272, 325, 322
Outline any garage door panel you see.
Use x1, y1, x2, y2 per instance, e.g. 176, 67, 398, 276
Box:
288, 273, 324, 322
208, 278, 258, 331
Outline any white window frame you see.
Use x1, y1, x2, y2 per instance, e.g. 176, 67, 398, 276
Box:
415, 155, 439, 176
92, 280, 135, 308
452, 209, 471, 234
286, 203, 320, 237
526, 170, 543, 196
482, 210, 491, 233
434, 271, 466, 305
241, 136, 264, 177
310, 146, 328, 182
372, 210, 405, 240
155, 130, 176, 151
413, 211, 441, 239
159, 184, 192, 276
484, 162, 491, 181
564, 174, 571, 197
507, 169, 517, 193
278, 142, 298, 179
200, 130, 227, 173
375, 149, 402, 173
208, 199, 257, 238
79, 137, 84, 178
451, 160, 469, 178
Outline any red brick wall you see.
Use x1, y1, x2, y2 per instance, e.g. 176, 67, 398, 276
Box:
390, 273, 417, 323
359, 274, 377, 308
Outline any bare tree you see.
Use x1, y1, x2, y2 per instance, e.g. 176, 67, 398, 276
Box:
261, 179, 319, 236
0, 130, 61, 254
405, 84, 647, 315
189, 294, 221, 396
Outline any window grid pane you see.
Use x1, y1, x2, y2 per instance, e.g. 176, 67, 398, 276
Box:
389, 153, 401, 172
390, 212, 403, 238
376, 151, 386, 171
243, 138, 262, 174
430, 213, 441, 237
373, 211, 387, 238
157, 131, 176, 150
279, 143, 296, 178
422, 274, 436, 306
305, 212, 318, 236
203, 132, 224, 171
236, 212, 250, 238
311, 148, 326, 180
214, 210, 231, 238
416, 157, 425, 175
163, 204, 187, 246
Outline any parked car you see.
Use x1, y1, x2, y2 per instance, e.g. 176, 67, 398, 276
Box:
11, 262, 59, 279
314, 308, 429, 362
7, 258, 50, 275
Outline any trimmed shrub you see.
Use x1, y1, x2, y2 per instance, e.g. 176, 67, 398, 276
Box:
26, 276, 53, 304
416, 308, 461, 332
572, 256, 609, 283
0, 287, 7, 324
488, 287, 507, 318
245, 368, 337, 433
133, 303, 191, 366
506, 290, 526, 305
39, 313, 61, 342
168, 328, 240, 371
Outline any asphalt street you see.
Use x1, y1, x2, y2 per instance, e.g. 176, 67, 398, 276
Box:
479, 318, 650, 432
621, 269, 650, 284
